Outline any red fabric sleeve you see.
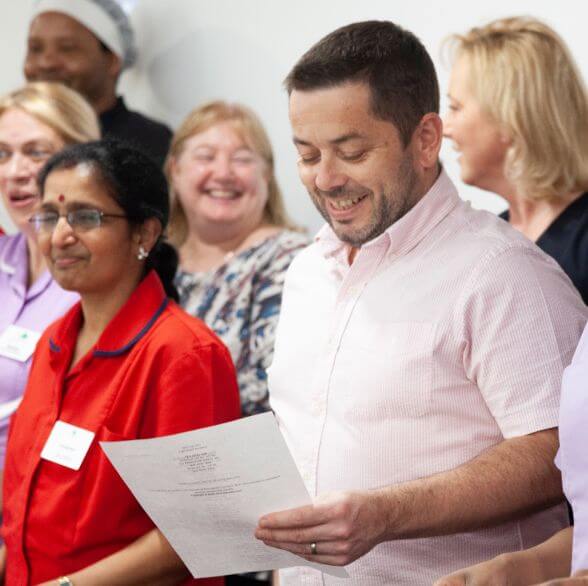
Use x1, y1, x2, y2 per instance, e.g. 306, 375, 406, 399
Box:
140, 342, 241, 438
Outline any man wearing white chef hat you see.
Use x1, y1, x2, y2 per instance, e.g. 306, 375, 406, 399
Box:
24, 0, 171, 165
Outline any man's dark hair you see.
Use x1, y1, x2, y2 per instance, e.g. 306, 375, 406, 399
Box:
285, 20, 439, 145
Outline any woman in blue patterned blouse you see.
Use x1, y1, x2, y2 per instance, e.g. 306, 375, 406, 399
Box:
168, 101, 308, 421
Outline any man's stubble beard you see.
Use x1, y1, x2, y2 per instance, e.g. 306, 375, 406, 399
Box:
309, 151, 420, 248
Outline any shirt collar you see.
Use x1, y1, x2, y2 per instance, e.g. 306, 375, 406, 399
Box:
1, 233, 54, 300
315, 168, 460, 262
49, 270, 168, 359
0, 233, 24, 276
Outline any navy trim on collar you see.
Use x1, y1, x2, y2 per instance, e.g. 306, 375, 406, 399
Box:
49, 338, 61, 353
93, 298, 168, 358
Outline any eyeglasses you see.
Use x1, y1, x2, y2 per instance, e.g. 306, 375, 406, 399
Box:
28, 209, 127, 233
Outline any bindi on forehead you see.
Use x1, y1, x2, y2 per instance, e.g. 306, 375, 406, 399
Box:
58, 194, 65, 202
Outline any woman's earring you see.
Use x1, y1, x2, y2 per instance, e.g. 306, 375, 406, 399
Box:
137, 245, 149, 261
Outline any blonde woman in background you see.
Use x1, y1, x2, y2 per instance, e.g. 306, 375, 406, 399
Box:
444, 17, 588, 302
436, 18, 588, 586
169, 101, 308, 416
0, 82, 99, 494
168, 102, 308, 586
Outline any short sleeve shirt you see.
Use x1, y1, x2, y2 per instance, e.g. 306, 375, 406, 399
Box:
269, 171, 587, 585
501, 192, 588, 303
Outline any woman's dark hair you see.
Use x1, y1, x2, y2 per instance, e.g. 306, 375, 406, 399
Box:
38, 139, 179, 301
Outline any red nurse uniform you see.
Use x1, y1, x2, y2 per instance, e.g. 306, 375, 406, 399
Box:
2, 271, 241, 585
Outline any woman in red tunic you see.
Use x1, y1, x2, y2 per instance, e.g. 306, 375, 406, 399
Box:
1, 140, 241, 585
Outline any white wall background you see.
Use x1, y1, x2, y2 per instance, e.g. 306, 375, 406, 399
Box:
1, 0, 587, 234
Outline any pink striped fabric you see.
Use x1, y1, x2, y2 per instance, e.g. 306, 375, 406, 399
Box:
268, 170, 587, 585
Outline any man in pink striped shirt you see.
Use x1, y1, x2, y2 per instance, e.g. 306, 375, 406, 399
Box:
254, 20, 587, 585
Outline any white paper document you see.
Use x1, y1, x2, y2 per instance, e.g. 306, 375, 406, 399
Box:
101, 412, 349, 579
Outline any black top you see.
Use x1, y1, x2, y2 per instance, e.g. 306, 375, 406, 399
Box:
501, 192, 588, 304
99, 97, 172, 168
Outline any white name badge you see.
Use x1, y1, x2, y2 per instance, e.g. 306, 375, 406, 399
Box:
0, 325, 42, 362
41, 421, 96, 471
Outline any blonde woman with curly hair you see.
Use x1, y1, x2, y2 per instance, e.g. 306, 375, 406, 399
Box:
168, 100, 308, 420
444, 16, 588, 302
168, 102, 308, 585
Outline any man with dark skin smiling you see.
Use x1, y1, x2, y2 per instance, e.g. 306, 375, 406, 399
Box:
25, 0, 171, 166
254, 20, 587, 585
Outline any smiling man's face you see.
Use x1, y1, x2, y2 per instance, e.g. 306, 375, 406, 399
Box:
289, 81, 422, 248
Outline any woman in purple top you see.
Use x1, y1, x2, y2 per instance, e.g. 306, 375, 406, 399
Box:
0, 82, 99, 474
557, 327, 588, 581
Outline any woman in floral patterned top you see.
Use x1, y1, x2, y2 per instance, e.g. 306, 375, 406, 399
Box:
168, 101, 308, 423
169, 104, 307, 584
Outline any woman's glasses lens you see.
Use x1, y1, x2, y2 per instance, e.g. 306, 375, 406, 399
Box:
29, 209, 103, 233
71, 210, 102, 229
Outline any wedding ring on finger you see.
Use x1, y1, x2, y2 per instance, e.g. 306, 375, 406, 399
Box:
310, 542, 318, 555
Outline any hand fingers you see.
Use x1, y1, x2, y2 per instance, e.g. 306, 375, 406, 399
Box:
540, 578, 588, 586
259, 539, 350, 566
258, 503, 333, 529
433, 574, 467, 586
260, 538, 351, 557
297, 553, 350, 566
255, 523, 339, 544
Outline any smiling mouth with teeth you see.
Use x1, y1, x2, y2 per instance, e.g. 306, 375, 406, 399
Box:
207, 189, 241, 200
8, 193, 38, 207
329, 193, 368, 210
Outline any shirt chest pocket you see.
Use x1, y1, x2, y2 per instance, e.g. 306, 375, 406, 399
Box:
334, 321, 436, 419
